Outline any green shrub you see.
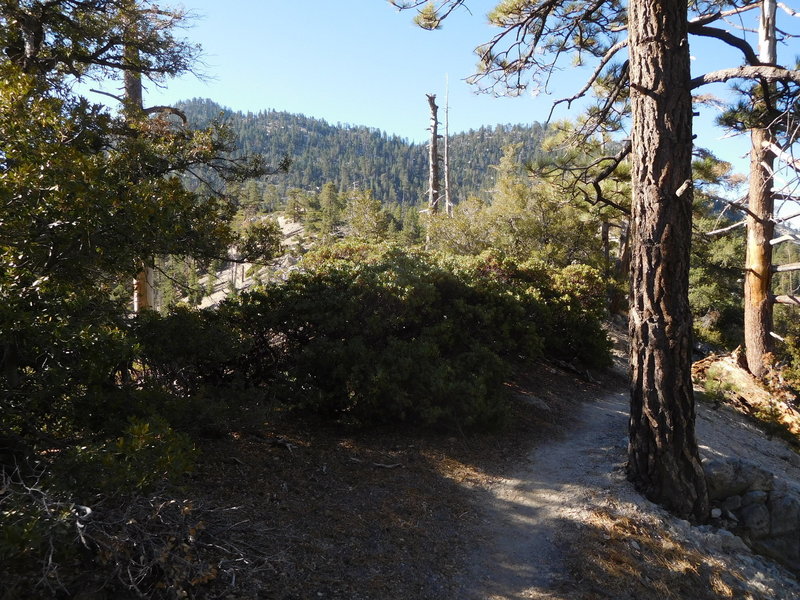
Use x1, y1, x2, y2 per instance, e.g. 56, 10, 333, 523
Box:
132, 305, 250, 394
441, 252, 611, 368
546, 263, 612, 368
221, 241, 610, 428
49, 416, 196, 498
225, 244, 529, 427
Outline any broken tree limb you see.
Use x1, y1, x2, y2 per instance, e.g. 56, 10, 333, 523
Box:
773, 294, 800, 306
773, 210, 800, 224
770, 232, 800, 245
773, 262, 800, 273
144, 105, 188, 125
762, 141, 800, 173
691, 65, 800, 89
706, 220, 747, 236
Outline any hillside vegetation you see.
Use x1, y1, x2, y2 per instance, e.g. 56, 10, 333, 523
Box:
178, 98, 552, 204
3, 1, 800, 596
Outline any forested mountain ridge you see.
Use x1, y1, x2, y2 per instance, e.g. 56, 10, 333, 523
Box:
178, 98, 551, 204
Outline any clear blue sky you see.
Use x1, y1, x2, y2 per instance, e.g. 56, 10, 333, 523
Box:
132, 0, 755, 175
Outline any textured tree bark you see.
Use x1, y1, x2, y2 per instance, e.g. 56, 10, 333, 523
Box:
626, 0, 709, 521
744, 128, 775, 377
743, 0, 777, 378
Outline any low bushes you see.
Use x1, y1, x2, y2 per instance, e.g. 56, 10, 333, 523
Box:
1, 241, 611, 455
214, 241, 610, 428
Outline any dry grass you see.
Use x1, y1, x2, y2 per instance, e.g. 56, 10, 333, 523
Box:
14, 356, 798, 599
565, 504, 764, 600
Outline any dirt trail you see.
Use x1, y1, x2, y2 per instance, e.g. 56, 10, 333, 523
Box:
459, 376, 800, 600
466, 389, 630, 599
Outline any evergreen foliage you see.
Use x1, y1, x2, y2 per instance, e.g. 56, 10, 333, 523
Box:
689, 153, 747, 349
178, 98, 551, 205
344, 189, 391, 240
214, 241, 610, 429
427, 144, 603, 266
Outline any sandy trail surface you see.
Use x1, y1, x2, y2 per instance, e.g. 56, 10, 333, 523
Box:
467, 389, 630, 599
462, 382, 800, 599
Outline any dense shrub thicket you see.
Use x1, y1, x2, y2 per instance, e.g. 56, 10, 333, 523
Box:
137, 241, 611, 429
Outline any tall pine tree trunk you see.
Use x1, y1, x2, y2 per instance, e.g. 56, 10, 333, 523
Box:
626, 0, 709, 521
743, 0, 777, 378
124, 18, 155, 312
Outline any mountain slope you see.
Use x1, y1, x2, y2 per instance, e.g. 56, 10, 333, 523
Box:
178, 98, 550, 204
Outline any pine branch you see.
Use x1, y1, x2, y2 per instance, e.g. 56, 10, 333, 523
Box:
547, 40, 628, 123
689, 2, 761, 27
722, 197, 762, 220
687, 24, 758, 65
691, 65, 800, 89
705, 220, 746, 236
577, 140, 632, 215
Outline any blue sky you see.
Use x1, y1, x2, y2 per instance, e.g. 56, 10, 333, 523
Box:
130, 0, 763, 177
143, 0, 587, 141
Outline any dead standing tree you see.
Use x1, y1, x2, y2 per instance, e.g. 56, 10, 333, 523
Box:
443, 79, 453, 216
426, 93, 442, 214
689, 0, 800, 377
741, 0, 778, 377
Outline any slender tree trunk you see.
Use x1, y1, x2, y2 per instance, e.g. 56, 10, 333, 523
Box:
443, 78, 453, 217
743, 0, 777, 378
124, 27, 155, 312
601, 221, 611, 279
616, 220, 631, 279
744, 129, 775, 376
426, 94, 440, 214
626, 0, 709, 521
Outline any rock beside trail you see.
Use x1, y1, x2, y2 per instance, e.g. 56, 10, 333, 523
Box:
704, 457, 800, 573
704, 457, 775, 499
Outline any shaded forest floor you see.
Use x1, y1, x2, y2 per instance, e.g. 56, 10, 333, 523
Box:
180, 349, 800, 599
184, 361, 595, 599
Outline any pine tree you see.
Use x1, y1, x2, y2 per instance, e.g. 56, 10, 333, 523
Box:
318, 182, 344, 236
345, 190, 390, 240
394, 0, 708, 518
395, 0, 800, 520
0, 0, 268, 424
